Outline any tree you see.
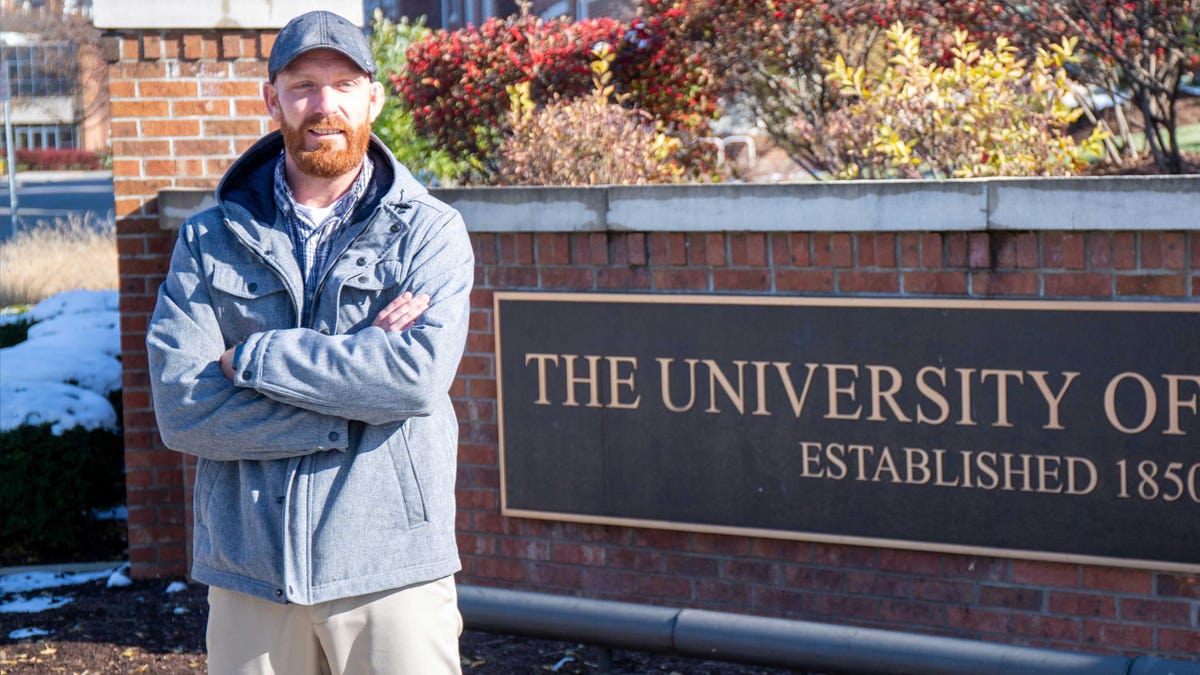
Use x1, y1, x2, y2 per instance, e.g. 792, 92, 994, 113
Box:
996, 0, 1200, 173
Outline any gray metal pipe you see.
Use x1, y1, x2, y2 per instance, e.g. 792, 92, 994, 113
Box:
458, 585, 1200, 675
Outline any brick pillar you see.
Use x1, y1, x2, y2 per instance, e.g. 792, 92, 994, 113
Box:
105, 28, 275, 578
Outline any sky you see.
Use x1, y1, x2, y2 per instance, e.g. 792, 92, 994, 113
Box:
0, 289, 121, 435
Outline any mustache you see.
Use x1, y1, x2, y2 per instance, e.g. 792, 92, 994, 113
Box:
303, 116, 350, 133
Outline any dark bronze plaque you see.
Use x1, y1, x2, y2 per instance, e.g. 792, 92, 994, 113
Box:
495, 293, 1200, 571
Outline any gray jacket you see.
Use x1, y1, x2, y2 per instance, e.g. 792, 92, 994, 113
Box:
146, 132, 473, 605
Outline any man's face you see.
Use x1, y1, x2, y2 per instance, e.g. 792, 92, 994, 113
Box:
263, 49, 385, 179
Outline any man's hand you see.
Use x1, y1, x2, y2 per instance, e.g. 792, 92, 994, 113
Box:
219, 346, 237, 381
372, 291, 430, 332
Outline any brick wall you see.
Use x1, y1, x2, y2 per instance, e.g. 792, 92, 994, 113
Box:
108, 26, 1200, 662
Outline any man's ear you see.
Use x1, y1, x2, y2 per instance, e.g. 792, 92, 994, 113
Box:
367, 80, 385, 124
262, 82, 283, 122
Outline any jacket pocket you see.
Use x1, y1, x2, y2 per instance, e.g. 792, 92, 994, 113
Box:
209, 264, 290, 339
337, 260, 403, 332
392, 422, 428, 527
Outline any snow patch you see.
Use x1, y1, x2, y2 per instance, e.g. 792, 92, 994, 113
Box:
7, 627, 53, 639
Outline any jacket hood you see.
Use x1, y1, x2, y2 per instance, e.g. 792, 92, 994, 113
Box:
215, 131, 428, 226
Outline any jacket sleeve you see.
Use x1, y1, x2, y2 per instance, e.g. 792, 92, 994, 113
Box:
147, 219, 350, 461
229, 209, 474, 426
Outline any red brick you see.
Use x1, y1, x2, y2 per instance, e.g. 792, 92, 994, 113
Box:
775, 269, 834, 292
943, 556, 1007, 581
112, 159, 142, 179
847, 571, 907, 597
898, 233, 921, 268
540, 267, 594, 289
1082, 621, 1154, 650
1012, 560, 1080, 587
784, 566, 846, 592
235, 98, 268, 116
108, 80, 137, 98
665, 554, 720, 577
729, 233, 767, 266
979, 585, 1044, 610
751, 539, 812, 562
903, 271, 967, 295
1011, 614, 1081, 642
713, 268, 770, 291
1087, 233, 1113, 270
220, 33, 241, 58
702, 233, 726, 266
498, 233, 534, 265
636, 529, 692, 550
203, 119, 264, 136
648, 232, 688, 266
723, 560, 778, 584
911, 579, 972, 603
608, 547, 664, 571
879, 599, 944, 626
754, 587, 808, 614
113, 139, 171, 157
839, 270, 899, 293
111, 99, 170, 117
945, 233, 970, 267
774, 232, 812, 267
879, 549, 942, 575
967, 233, 990, 269
626, 233, 647, 266
475, 557, 527, 582
1044, 273, 1112, 298
597, 267, 650, 289
945, 606, 1009, 635
1083, 566, 1152, 593
694, 580, 751, 606
653, 268, 710, 290
813, 233, 853, 267
1112, 232, 1137, 269
971, 271, 1038, 297
535, 233, 570, 265
200, 80, 263, 98
1158, 628, 1200, 654
1162, 232, 1187, 270
113, 61, 168, 79
808, 593, 878, 620
693, 533, 750, 556
138, 80, 197, 98
552, 543, 606, 566
174, 139, 235, 156
1115, 274, 1187, 297
857, 233, 897, 268
145, 159, 205, 177
1141, 232, 1165, 268
1120, 597, 1192, 625
922, 233, 944, 268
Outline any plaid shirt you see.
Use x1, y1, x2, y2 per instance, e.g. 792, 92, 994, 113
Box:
273, 155, 373, 319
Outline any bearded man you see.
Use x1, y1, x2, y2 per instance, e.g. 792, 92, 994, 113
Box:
146, 10, 472, 674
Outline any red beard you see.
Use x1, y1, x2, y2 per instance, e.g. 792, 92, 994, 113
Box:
280, 115, 371, 178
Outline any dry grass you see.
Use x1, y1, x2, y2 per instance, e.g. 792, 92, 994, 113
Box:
0, 215, 118, 307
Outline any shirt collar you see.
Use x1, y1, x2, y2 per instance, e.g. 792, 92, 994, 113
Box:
273, 153, 374, 232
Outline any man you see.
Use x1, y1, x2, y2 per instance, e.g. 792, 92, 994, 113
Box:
146, 10, 472, 674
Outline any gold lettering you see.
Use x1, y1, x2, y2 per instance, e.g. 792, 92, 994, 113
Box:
562, 354, 603, 408
916, 367, 950, 425
867, 365, 912, 423
800, 441, 825, 477
1002, 453, 1033, 491
975, 452, 999, 489
825, 364, 863, 420
872, 446, 901, 483
658, 358, 699, 413
1164, 374, 1200, 436
1065, 457, 1098, 495
1027, 370, 1079, 430
956, 368, 978, 426
904, 447, 931, 484
981, 369, 1024, 428
775, 362, 820, 418
1034, 454, 1063, 494
826, 444, 848, 480
932, 449, 962, 487
846, 444, 874, 481
606, 356, 641, 410
1105, 372, 1156, 434
524, 353, 558, 405
704, 359, 748, 414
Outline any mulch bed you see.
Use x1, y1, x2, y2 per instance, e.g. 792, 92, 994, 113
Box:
0, 576, 801, 674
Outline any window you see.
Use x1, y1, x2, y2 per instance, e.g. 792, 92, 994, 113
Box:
2, 42, 75, 98
12, 124, 76, 149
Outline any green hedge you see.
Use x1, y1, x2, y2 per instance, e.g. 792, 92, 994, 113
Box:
0, 416, 126, 565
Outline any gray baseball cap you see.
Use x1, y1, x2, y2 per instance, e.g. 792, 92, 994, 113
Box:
268, 10, 376, 82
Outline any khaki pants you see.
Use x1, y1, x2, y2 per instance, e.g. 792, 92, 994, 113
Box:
206, 576, 462, 675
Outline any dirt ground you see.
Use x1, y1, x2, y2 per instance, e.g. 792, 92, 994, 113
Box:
0, 576, 801, 674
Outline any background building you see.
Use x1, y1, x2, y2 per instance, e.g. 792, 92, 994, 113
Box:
373, 0, 634, 30
1, 0, 110, 153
